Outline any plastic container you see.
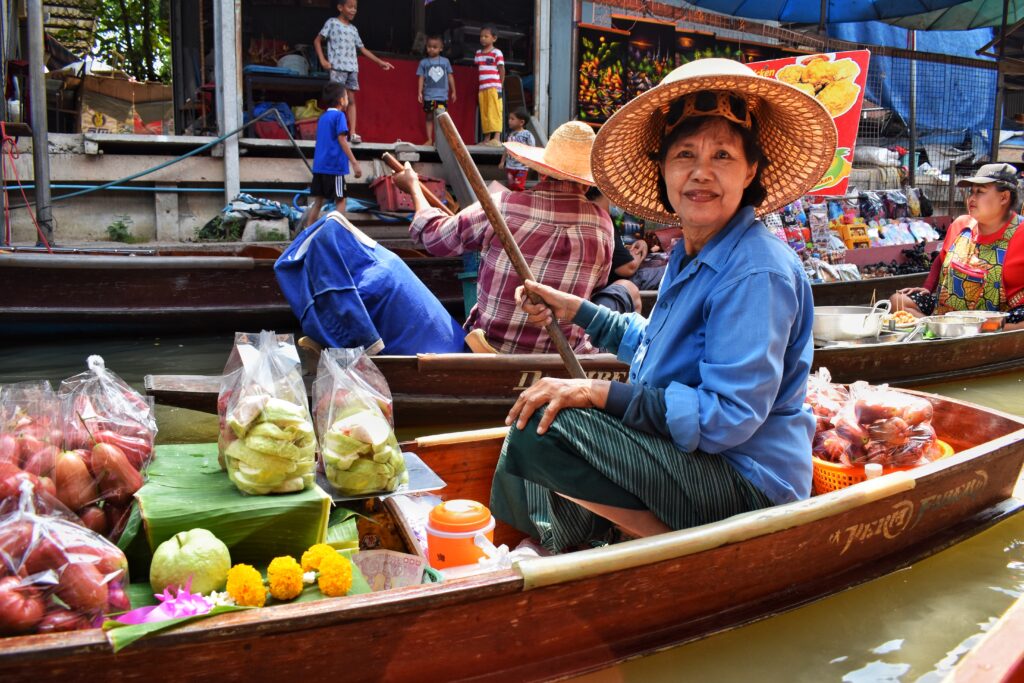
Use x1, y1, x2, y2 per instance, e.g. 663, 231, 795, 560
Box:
296, 117, 320, 141
369, 174, 447, 212
425, 499, 495, 569
812, 439, 954, 494
253, 120, 290, 140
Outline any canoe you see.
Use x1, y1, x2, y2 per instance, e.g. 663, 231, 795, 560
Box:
0, 246, 463, 337
145, 329, 1024, 429
1, 391, 1022, 681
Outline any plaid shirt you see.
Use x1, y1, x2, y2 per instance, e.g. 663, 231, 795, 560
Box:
410, 180, 614, 354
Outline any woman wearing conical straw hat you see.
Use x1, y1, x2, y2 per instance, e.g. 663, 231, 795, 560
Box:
490, 59, 838, 552
393, 121, 615, 354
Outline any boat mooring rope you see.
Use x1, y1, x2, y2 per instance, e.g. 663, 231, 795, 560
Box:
1, 121, 52, 251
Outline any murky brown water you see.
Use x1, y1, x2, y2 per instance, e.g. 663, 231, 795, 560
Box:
1, 336, 1021, 681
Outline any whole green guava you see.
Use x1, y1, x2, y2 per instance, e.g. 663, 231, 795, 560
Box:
149, 528, 232, 595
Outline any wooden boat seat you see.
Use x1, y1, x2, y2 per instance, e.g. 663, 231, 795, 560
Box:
298, 332, 497, 376
465, 328, 498, 354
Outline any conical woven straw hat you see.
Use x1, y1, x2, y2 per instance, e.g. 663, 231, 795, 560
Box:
592, 58, 838, 224
504, 120, 596, 185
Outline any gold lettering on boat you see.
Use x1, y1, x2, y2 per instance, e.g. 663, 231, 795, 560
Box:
833, 500, 914, 555
514, 371, 543, 392
912, 470, 989, 527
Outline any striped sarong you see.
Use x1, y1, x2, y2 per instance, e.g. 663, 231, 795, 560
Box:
490, 407, 771, 553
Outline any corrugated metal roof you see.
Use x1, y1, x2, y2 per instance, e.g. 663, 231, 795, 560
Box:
45, 0, 97, 55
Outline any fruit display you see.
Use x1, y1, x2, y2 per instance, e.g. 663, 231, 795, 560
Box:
217, 331, 317, 496
577, 34, 625, 122
807, 372, 939, 467
313, 348, 406, 497
0, 482, 129, 636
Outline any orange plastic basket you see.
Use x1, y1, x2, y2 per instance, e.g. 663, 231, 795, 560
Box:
812, 439, 954, 495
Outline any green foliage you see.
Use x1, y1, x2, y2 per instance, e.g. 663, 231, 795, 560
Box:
255, 229, 287, 242
65, 0, 172, 82
195, 215, 246, 242
106, 214, 136, 242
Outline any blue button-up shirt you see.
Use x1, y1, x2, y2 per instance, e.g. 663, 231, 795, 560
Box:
579, 206, 815, 504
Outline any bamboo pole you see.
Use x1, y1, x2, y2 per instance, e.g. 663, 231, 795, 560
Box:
434, 112, 586, 380
382, 152, 452, 216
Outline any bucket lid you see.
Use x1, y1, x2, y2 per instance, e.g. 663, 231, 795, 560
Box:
428, 499, 492, 533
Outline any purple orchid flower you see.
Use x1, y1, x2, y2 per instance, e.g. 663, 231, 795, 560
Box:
115, 580, 214, 625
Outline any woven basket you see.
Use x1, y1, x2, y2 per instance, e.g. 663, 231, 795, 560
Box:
812, 439, 954, 495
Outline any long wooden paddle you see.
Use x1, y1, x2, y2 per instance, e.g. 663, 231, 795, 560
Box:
435, 112, 586, 380
382, 152, 453, 216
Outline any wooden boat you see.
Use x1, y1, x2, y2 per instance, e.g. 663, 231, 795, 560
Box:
0, 245, 463, 337
0, 391, 1022, 681
638, 271, 927, 316
944, 594, 1024, 683
145, 329, 1024, 429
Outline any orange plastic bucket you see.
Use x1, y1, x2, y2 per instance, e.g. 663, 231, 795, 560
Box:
425, 499, 495, 569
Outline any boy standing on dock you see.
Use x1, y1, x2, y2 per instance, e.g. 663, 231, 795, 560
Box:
300, 82, 361, 231
417, 35, 456, 147
314, 0, 394, 144
475, 25, 505, 146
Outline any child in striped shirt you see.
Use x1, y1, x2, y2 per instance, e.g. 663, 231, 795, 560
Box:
475, 25, 505, 146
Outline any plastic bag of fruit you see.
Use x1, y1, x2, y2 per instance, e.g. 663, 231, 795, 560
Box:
313, 347, 406, 496
0, 480, 130, 637
814, 381, 937, 467
0, 381, 62, 491
217, 331, 317, 495
57, 356, 155, 540
804, 368, 848, 434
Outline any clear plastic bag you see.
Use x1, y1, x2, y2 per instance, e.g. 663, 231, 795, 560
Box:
58, 356, 156, 540
217, 331, 317, 495
0, 381, 61, 486
313, 348, 407, 496
0, 480, 130, 636
815, 380, 937, 467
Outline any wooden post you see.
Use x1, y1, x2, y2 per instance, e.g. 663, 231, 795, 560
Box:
382, 152, 453, 215
435, 112, 586, 380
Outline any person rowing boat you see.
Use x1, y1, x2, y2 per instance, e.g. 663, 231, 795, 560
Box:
489, 58, 838, 552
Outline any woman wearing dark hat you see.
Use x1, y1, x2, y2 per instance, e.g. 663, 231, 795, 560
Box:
489, 59, 838, 552
891, 163, 1024, 329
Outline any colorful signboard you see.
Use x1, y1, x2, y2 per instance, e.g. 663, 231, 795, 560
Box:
749, 50, 871, 197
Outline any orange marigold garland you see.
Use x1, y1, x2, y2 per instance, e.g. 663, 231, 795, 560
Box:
267, 556, 304, 601
301, 543, 337, 572
226, 564, 267, 607
317, 552, 353, 597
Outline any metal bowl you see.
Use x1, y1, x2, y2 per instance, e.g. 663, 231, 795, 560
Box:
946, 310, 1009, 332
813, 302, 891, 342
920, 315, 984, 339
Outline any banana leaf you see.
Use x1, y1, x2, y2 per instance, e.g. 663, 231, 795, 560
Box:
120, 443, 331, 574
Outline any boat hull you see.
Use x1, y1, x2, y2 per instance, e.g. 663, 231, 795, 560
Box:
0, 394, 1022, 681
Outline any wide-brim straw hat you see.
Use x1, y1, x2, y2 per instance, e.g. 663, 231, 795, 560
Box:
504, 121, 596, 185
592, 58, 838, 224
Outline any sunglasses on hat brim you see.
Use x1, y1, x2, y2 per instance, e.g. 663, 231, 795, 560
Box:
663, 90, 752, 137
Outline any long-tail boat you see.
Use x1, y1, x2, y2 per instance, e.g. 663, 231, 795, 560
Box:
0, 391, 1022, 681
145, 329, 1024, 429
0, 246, 462, 337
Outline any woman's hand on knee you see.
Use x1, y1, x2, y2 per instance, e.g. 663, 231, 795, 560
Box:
516, 280, 583, 326
506, 378, 609, 434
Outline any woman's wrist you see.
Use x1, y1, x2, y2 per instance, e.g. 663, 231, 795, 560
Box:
589, 380, 610, 410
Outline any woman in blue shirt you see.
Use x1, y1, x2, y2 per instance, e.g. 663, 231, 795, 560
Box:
490, 59, 838, 552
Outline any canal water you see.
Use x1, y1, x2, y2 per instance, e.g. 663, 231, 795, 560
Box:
1, 335, 1022, 681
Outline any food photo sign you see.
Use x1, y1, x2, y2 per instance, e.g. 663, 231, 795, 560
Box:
750, 50, 870, 197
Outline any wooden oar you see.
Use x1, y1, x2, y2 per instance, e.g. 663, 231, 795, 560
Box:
435, 112, 586, 380
382, 152, 453, 216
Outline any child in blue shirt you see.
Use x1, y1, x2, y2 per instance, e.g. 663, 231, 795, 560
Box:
301, 81, 362, 231
416, 35, 456, 147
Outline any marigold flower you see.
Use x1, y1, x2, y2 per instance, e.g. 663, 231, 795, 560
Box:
301, 543, 337, 572
317, 552, 353, 597
226, 564, 266, 607
267, 556, 304, 601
